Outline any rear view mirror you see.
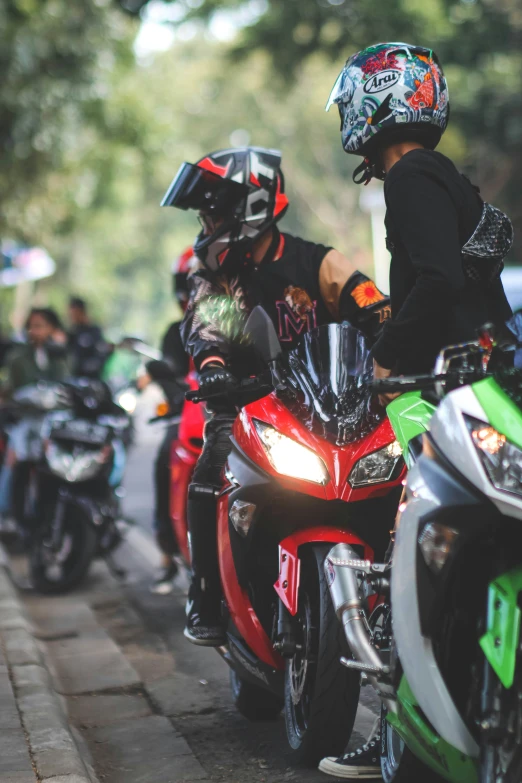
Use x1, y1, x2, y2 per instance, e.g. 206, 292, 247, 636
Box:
146, 359, 176, 381
244, 306, 282, 364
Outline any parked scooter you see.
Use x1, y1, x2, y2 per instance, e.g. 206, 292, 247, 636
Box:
186, 307, 406, 765
12, 378, 130, 593
325, 328, 522, 783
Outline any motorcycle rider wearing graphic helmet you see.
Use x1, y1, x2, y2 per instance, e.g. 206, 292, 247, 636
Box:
327, 42, 513, 407
319, 43, 514, 780
162, 146, 390, 645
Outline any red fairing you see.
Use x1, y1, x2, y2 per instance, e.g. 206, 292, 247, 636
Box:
274, 527, 374, 616
178, 371, 205, 456
217, 494, 284, 670
233, 392, 405, 502
170, 369, 205, 563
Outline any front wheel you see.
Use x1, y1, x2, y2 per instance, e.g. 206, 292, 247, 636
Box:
284, 544, 360, 766
30, 501, 97, 594
380, 705, 444, 783
230, 669, 283, 721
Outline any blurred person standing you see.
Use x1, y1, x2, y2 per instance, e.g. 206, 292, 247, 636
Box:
146, 249, 193, 594
0, 308, 70, 536
68, 296, 109, 378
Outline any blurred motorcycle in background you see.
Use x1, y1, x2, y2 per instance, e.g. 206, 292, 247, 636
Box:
8, 379, 130, 593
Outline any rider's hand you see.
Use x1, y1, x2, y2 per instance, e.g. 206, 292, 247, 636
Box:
198, 364, 237, 397
373, 359, 399, 407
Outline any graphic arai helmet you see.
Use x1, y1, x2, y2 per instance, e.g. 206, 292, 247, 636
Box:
326, 43, 449, 182
161, 147, 289, 272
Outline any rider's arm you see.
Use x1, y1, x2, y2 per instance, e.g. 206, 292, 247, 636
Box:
319, 249, 390, 338
372, 171, 465, 370
180, 271, 230, 371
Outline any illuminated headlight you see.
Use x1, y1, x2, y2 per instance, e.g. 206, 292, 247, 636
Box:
466, 416, 522, 496
117, 390, 137, 414
253, 420, 329, 485
45, 442, 109, 482
349, 441, 402, 488
419, 522, 459, 574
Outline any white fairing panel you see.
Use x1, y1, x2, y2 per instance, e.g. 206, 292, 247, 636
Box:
430, 387, 522, 520
391, 464, 480, 758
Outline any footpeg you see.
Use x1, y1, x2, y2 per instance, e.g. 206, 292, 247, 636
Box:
327, 557, 387, 576
340, 657, 390, 676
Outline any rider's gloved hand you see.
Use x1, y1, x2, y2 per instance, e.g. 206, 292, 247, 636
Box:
198, 364, 237, 397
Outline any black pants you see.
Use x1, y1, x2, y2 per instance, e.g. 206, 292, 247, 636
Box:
188, 412, 235, 587
154, 423, 179, 557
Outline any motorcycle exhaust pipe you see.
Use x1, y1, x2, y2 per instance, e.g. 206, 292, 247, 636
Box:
325, 543, 396, 707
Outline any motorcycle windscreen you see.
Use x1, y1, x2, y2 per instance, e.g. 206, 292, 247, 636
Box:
285, 323, 383, 446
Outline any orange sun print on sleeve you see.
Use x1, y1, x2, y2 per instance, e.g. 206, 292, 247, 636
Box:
351, 280, 385, 308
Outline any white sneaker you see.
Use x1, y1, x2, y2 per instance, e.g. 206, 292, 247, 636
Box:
319, 736, 381, 779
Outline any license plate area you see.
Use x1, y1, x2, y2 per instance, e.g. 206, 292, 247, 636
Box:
50, 419, 109, 446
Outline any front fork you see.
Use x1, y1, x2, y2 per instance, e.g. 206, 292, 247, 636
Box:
325, 543, 397, 711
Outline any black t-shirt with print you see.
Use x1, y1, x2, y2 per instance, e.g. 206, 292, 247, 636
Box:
181, 233, 333, 376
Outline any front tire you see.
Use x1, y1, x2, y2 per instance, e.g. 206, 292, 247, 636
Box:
284, 544, 360, 766
30, 504, 97, 594
380, 705, 444, 783
230, 669, 283, 721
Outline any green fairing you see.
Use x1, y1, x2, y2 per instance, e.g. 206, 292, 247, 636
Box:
387, 678, 478, 782
386, 392, 436, 466
479, 567, 522, 689
472, 378, 522, 451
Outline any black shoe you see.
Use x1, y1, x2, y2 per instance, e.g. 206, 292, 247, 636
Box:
318, 736, 381, 779
149, 560, 179, 595
184, 581, 225, 647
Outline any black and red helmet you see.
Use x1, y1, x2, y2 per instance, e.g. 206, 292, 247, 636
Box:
171, 246, 196, 306
161, 147, 289, 272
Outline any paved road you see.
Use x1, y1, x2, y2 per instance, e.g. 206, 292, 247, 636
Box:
9, 389, 380, 783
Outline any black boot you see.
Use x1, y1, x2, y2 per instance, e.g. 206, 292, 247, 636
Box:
184, 576, 226, 646
184, 486, 225, 647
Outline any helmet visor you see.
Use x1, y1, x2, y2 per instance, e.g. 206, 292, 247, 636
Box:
326, 68, 352, 111
161, 162, 248, 214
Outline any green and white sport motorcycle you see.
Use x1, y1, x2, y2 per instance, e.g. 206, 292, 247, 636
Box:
325, 329, 522, 783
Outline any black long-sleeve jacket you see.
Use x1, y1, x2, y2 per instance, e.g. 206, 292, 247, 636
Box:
372, 149, 513, 374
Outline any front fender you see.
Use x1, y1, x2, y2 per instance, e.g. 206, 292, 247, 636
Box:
480, 567, 522, 689
274, 526, 373, 616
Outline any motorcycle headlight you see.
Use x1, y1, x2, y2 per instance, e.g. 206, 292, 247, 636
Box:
117, 390, 137, 414
348, 441, 402, 488
466, 416, 522, 496
253, 420, 330, 485
45, 442, 110, 482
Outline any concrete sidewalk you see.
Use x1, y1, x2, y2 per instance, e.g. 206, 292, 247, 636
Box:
0, 559, 96, 783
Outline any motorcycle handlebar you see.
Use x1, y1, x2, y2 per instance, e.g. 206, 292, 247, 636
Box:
186, 377, 272, 404
371, 370, 482, 395
371, 375, 444, 394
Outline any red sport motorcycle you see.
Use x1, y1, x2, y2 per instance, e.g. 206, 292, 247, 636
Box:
186, 308, 406, 765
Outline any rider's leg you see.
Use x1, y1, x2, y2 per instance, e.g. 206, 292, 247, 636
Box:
184, 412, 235, 646
151, 424, 180, 594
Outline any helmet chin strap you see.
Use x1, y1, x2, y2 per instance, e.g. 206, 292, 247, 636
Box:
353, 157, 386, 186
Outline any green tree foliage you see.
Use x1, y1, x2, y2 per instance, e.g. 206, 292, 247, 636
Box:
149, 0, 522, 258
0, 0, 136, 241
